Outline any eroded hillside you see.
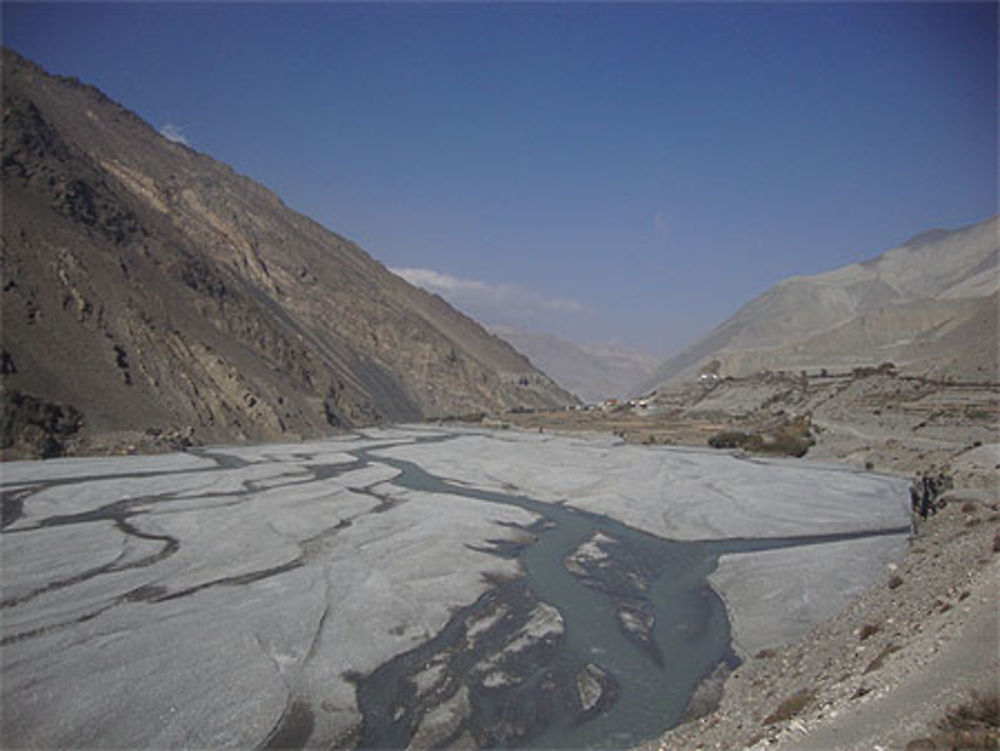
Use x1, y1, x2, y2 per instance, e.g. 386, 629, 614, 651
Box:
634, 216, 999, 394
0, 49, 575, 456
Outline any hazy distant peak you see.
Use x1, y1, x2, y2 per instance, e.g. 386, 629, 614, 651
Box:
488, 327, 657, 403
633, 214, 999, 393
900, 227, 953, 249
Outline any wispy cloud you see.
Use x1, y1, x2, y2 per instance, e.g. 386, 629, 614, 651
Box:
392, 267, 583, 323
159, 123, 189, 146
652, 210, 670, 238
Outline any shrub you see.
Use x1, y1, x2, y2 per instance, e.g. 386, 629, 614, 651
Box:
762, 415, 815, 457
907, 690, 1000, 751
858, 623, 880, 641
708, 416, 814, 457
708, 431, 752, 450
1, 390, 83, 457
938, 690, 1000, 733
864, 643, 901, 674
760, 432, 814, 458
763, 689, 815, 725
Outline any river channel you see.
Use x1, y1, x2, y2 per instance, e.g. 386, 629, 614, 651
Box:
349, 435, 909, 750
0, 428, 910, 751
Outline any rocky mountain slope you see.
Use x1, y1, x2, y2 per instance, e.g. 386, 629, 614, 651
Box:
0, 49, 575, 456
489, 326, 657, 404
634, 216, 999, 394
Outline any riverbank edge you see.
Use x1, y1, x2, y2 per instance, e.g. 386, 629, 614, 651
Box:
5, 420, 994, 749
628, 448, 998, 749
478, 415, 997, 750
640, 493, 998, 751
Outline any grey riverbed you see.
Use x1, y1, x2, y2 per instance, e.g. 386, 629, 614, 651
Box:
0, 425, 910, 749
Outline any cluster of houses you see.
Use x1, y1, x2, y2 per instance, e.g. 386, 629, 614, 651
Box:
571, 395, 656, 411
563, 362, 900, 417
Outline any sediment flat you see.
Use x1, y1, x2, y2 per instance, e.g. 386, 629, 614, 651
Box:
0, 426, 910, 749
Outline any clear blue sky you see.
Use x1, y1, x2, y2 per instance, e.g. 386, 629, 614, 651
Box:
4, 2, 997, 356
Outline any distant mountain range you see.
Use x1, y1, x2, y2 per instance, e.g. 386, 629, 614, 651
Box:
634, 215, 999, 394
489, 327, 658, 403
0, 49, 575, 455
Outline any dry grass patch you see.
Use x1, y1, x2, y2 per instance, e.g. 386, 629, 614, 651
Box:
858, 623, 881, 641
906, 690, 1000, 750
762, 689, 816, 726
863, 642, 902, 674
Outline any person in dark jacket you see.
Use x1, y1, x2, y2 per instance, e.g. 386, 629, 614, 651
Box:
920, 473, 934, 519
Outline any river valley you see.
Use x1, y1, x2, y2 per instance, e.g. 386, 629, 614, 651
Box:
0, 426, 910, 749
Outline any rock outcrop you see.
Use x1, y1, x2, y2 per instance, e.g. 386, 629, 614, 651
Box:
0, 49, 575, 456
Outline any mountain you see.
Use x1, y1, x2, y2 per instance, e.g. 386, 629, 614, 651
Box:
490, 327, 657, 403
0, 49, 575, 455
634, 215, 999, 393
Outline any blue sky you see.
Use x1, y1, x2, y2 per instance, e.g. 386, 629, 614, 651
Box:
4, 2, 997, 356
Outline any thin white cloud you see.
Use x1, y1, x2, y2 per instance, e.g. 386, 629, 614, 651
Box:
652, 211, 670, 237
159, 123, 189, 146
392, 267, 583, 320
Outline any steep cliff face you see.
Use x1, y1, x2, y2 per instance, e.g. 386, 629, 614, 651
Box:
634, 215, 999, 393
1, 50, 575, 455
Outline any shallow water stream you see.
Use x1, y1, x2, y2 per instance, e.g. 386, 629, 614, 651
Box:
0, 429, 908, 751
351, 436, 908, 749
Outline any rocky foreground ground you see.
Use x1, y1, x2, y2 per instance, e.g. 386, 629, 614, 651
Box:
644, 490, 998, 751
502, 369, 999, 750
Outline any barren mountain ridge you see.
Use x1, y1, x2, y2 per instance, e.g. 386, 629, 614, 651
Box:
0, 49, 575, 456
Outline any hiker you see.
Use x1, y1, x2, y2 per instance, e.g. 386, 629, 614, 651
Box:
934, 472, 949, 511
920, 474, 935, 519
909, 482, 921, 515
